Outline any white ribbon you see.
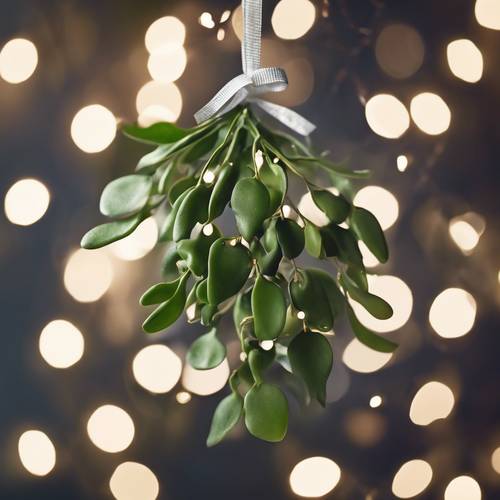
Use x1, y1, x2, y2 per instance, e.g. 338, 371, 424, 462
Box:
194, 0, 315, 136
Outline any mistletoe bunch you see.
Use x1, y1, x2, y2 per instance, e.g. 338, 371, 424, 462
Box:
81, 106, 396, 445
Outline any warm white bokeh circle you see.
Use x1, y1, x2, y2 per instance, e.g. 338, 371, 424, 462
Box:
392, 459, 433, 498
182, 359, 230, 395
110, 217, 158, 261
145, 16, 186, 53
289, 456, 341, 497
444, 475, 481, 500
4, 178, 50, 226
410, 92, 451, 135
39, 319, 84, 368
136, 81, 183, 122
147, 45, 187, 83
0, 38, 38, 83
18, 430, 56, 476
71, 105, 117, 153
447, 39, 483, 83
475, 0, 500, 30
110, 462, 159, 500
409, 381, 455, 426
365, 94, 410, 139
342, 338, 393, 373
272, 0, 316, 40
354, 185, 399, 231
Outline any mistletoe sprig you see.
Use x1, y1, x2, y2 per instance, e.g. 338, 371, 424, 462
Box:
81, 106, 397, 445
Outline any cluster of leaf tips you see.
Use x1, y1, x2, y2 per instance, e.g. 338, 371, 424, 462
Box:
81, 106, 397, 446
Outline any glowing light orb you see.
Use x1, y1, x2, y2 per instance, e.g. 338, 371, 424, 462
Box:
289, 456, 341, 497
392, 459, 433, 498
4, 178, 50, 226
491, 447, 500, 474
145, 16, 185, 53
147, 45, 187, 83
272, 0, 316, 40
110, 462, 159, 500
475, 0, 500, 30
444, 476, 481, 500
354, 185, 399, 231
365, 94, 410, 139
87, 405, 135, 453
110, 217, 158, 261
409, 381, 455, 426
136, 81, 182, 122
343, 338, 393, 373
0, 38, 38, 84
176, 391, 192, 404
18, 430, 56, 476
39, 319, 84, 369
182, 358, 230, 395
132, 344, 182, 394
71, 105, 117, 153
449, 213, 484, 253
199, 12, 216, 29
369, 395, 383, 408
410, 92, 451, 135
64, 248, 113, 302
429, 288, 476, 339
447, 39, 483, 83
397, 155, 409, 172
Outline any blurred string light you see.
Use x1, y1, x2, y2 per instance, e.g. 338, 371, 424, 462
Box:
4, 178, 50, 226
391, 459, 433, 499
409, 381, 455, 426
259, 340, 274, 351
132, 344, 182, 394
354, 185, 399, 231
397, 154, 409, 172
199, 12, 216, 29
87, 404, 135, 453
39, 319, 84, 369
147, 45, 187, 83
71, 105, 117, 153
491, 447, 500, 474
109, 462, 159, 500
64, 248, 113, 302
343, 338, 393, 373
182, 359, 230, 395
447, 39, 483, 83
0, 38, 38, 84
176, 391, 192, 404
365, 94, 410, 139
429, 288, 476, 339
145, 16, 185, 53
375, 24, 424, 79
136, 81, 183, 124
110, 217, 158, 261
369, 395, 383, 408
475, 0, 500, 30
272, 0, 316, 40
18, 430, 56, 476
410, 92, 451, 135
444, 476, 482, 500
350, 275, 413, 333
448, 212, 485, 254
289, 457, 341, 497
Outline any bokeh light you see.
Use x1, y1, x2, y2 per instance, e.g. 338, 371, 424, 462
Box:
136, 81, 183, 122
182, 358, 230, 395
447, 39, 483, 83
343, 338, 393, 373
18, 430, 56, 476
369, 395, 383, 408
354, 185, 399, 231
199, 12, 216, 29
397, 155, 409, 172
491, 447, 500, 474
4, 178, 50, 226
429, 288, 476, 339
231, 5, 243, 41
409, 381, 455, 426
475, 0, 500, 30
444, 476, 481, 500
0, 38, 38, 84
365, 94, 410, 139
87, 404, 135, 453
110, 462, 159, 500
176, 391, 192, 404
391, 459, 433, 498
375, 24, 424, 79
138, 105, 177, 127
39, 319, 84, 369
147, 45, 187, 83
289, 456, 341, 497
272, 0, 316, 40
110, 217, 158, 261
410, 92, 451, 135
64, 248, 113, 302
145, 16, 185, 53
350, 275, 413, 333
71, 105, 117, 153
448, 212, 485, 253
132, 344, 182, 394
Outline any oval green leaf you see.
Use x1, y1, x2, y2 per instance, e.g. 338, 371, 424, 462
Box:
186, 328, 226, 370
252, 274, 286, 341
260, 158, 287, 215
206, 393, 243, 447
168, 176, 197, 204
311, 189, 351, 224
173, 184, 211, 241
350, 206, 389, 263
304, 222, 322, 258
276, 218, 304, 259
140, 277, 181, 306
208, 162, 238, 221
122, 122, 188, 144
81, 214, 142, 249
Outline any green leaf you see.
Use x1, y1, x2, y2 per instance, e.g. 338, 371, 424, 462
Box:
173, 184, 211, 241
206, 393, 243, 447
159, 187, 194, 242
346, 265, 368, 291
244, 383, 288, 442
158, 162, 177, 194
233, 291, 253, 336
168, 176, 197, 204
346, 305, 398, 353
201, 304, 218, 327
260, 157, 287, 215
182, 128, 220, 162
304, 222, 322, 258
140, 278, 180, 306
311, 189, 351, 224
196, 278, 208, 303
186, 328, 226, 370
99, 175, 152, 218
282, 306, 304, 337
350, 207, 389, 263
252, 274, 286, 341
248, 348, 275, 384
81, 214, 142, 249
327, 225, 364, 268
340, 273, 393, 320
177, 224, 221, 277
288, 331, 333, 407
207, 238, 252, 304
208, 162, 238, 221
142, 273, 189, 333
231, 177, 270, 241
161, 244, 181, 280
276, 218, 304, 259
122, 122, 188, 144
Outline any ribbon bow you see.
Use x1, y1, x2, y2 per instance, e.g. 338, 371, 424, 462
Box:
194, 0, 315, 136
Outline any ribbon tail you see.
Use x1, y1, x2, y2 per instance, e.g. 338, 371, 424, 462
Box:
252, 99, 316, 136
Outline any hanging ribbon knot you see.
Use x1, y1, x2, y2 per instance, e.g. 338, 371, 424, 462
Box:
194, 0, 315, 136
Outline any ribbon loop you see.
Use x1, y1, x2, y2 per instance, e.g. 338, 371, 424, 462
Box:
194, 0, 315, 136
